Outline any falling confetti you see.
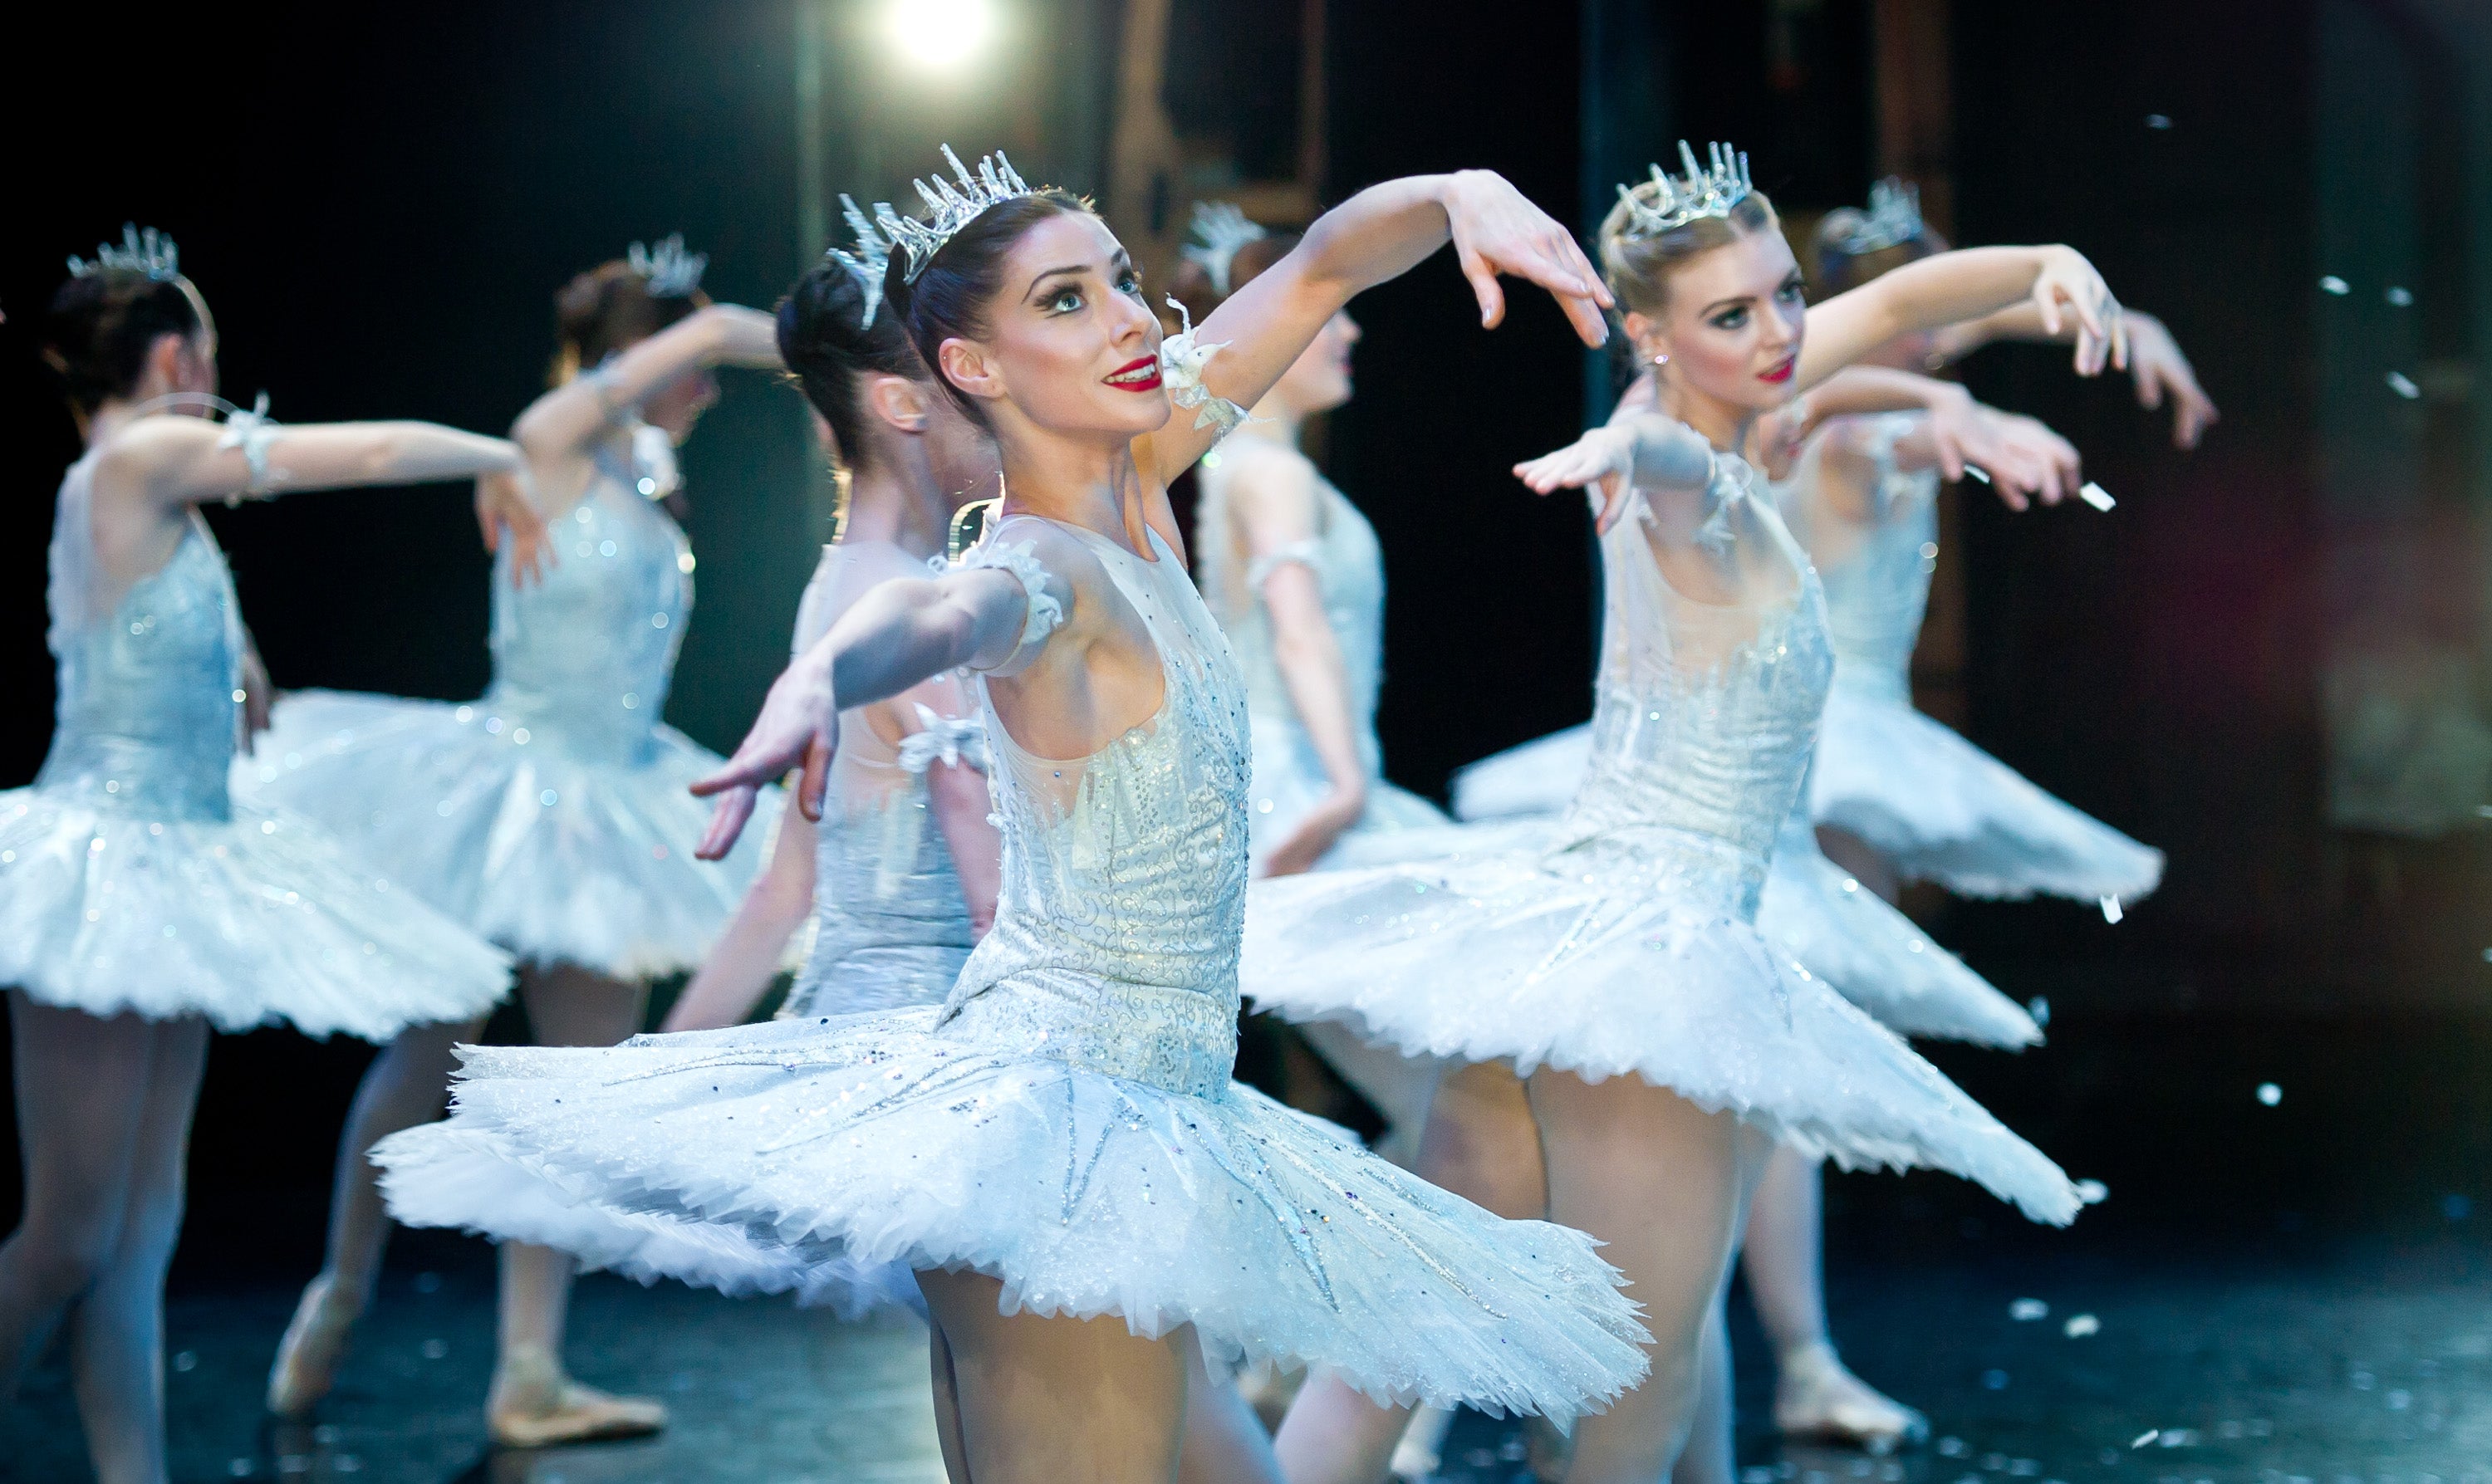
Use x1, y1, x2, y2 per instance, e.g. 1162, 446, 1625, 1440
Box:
2131, 1430, 2159, 1448
2076, 1178, 2109, 1203
2386, 286, 2413, 306
2065, 1313, 2102, 1337
2387, 371, 2421, 399
2028, 995, 2051, 1026
2011, 1298, 2050, 1320
2257, 1082, 2282, 1106
1962, 463, 1992, 485
1982, 1368, 2011, 1390
2100, 895, 2123, 923
2146, 114, 2173, 129
2319, 276, 2350, 295
2079, 482, 2116, 512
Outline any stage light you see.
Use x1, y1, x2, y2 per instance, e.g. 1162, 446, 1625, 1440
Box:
884, 0, 997, 72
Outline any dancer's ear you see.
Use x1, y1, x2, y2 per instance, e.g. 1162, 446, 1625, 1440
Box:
867, 375, 934, 434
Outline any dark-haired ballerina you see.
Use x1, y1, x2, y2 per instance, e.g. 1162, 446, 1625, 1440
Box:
0, 228, 526, 1484
380, 150, 1653, 1482
243, 239, 782, 1446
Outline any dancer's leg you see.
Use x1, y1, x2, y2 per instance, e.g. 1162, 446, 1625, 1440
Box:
1744, 1146, 1925, 1451
487, 963, 663, 1447
928, 1320, 971, 1483
0, 994, 205, 1484
1179, 1340, 1287, 1484
916, 1267, 1189, 1484
1527, 1070, 1770, 1483
70, 1016, 207, 1484
1667, 1297, 1733, 1484
268, 1015, 485, 1415
1294, 1021, 1440, 1171
1273, 1060, 1545, 1484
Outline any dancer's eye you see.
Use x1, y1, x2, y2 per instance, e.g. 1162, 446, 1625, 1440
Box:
1710, 305, 1749, 331
1116, 269, 1144, 301
1046, 288, 1084, 315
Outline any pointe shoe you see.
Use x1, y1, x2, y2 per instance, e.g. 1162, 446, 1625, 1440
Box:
488, 1349, 668, 1449
266, 1273, 363, 1418
1773, 1341, 1929, 1455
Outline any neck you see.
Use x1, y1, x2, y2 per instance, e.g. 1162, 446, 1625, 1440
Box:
83, 387, 183, 450
992, 422, 1150, 551
840, 443, 954, 561
1640, 370, 1754, 455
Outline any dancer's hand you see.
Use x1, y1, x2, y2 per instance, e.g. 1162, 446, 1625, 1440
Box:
690, 652, 841, 860
2030, 247, 2124, 377
475, 468, 555, 588
1440, 172, 1613, 347
1960, 409, 2082, 511
1750, 395, 1820, 482
2121, 312, 2219, 449
1514, 424, 1640, 533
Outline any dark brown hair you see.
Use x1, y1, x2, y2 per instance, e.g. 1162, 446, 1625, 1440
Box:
551, 261, 710, 385
778, 262, 923, 476
43, 269, 204, 415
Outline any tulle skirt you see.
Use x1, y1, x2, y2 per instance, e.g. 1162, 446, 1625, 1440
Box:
237, 690, 773, 978
1246, 716, 1450, 873
375, 1009, 1651, 1417
0, 789, 510, 1039
1811, 680, 2162, 903
1242, 830, 2082, 1224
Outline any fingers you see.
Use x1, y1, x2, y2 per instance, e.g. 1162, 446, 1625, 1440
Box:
1559, 293, 1610, 348
2111, 313, 2131, 373
690, 747, 787, 799
1459, 246, 1507, 330
799, 735, 831, 822
694, 786, 758, 861
1594, 473, 1631, 534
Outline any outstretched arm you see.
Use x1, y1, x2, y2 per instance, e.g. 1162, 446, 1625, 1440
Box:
1796, 246, 2122, 392
1154, 173, 1611, 482
513, 304, 782, 461
105, 414, 524, 511
691, 567, 1034, 858
1513, 411, 1719, 533
1932, 306, 2217, 448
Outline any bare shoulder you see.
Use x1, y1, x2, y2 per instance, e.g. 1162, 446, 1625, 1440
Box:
91, 415, 219, 499
1215, 439, 1320, 526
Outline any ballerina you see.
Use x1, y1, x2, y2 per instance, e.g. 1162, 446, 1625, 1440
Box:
659, 212, 1004, 1040
376, 148, 1655, 1484
243, 238, 784, 1446
1244, 144, 2112, 1482
0, 228, 527, 1484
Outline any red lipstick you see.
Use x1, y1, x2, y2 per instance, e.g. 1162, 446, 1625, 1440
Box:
1105, 355, 1163, 393
1759, 356, 1795, 385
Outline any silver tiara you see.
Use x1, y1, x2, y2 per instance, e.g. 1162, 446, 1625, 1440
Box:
69, 223, 181, 282
1823, 177, 1925, 255
627, 234, 708, 297
827, 194, 895, 329
1181, 202, 1268, 298
1615, 142, 1753, 241
874, 145, 1036, 285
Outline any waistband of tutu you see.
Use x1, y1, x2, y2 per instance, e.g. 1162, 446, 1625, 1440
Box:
1543, 821, 1768, 923
937, 970, 1238, 1100
34, 732, 230, 821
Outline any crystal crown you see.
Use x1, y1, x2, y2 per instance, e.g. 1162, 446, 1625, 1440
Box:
1616, 142, 1753, 241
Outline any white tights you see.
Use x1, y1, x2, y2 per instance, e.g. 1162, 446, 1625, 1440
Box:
0, 992, 208, 1484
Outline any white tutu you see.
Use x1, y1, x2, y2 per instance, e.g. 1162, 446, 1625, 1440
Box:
1243, 836, 2081, 1224
377, 1010, 1649, 1414
1248, 717, 1450, 872
237, 690, 773, 978
1449, 724, 1589, 823
1811, 680, 2162, 903
0, 790, 512, 1039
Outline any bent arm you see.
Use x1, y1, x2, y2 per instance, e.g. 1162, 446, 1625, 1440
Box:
513, 304, 779, 459
1797, 245, 2115, 391
926, 762, 1002, 938
662, 806, 818, 1031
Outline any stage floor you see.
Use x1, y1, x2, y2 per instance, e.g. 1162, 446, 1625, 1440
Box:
7, 1222, 2487, 1482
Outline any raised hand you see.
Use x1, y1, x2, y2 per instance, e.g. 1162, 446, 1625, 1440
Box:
2122, 312, 2219, 449
689, 648, 841, 860
1441, 172, 1613, 348
2029, 246, 2125, 377
474, 468, 555, 589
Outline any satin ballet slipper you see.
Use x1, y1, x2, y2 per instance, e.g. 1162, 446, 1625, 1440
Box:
265, 1272, 363, 1418
487, 1346, 669, 1449
1773, 1340, 1929, 1454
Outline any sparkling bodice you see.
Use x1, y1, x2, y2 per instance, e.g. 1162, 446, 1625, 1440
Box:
37, 453, 243, 821
483, 433, 691, 762
782, 545, 979, 1019
1196, 451, 1389, 776
1555, 455, 1833, 919
940, 518, 1253, 1098
1776, 414, 1934, 707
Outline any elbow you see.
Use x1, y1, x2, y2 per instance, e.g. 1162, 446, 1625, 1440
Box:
358, 424, 424, 482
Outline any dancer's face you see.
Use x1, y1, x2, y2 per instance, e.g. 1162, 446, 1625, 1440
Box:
1267, 309, 1359, 418
935, 210, 1171, 443
1630, 229, 1808, 416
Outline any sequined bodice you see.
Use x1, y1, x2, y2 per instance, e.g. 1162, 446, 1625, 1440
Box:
940, 519, 1253, 1098
784, 546, 976, 1018
1556, 458, 1833, 918
1197, 454, 1388, 776
1779, 414, 1934, 707
483, 435, 690, 762
37, 453, 243, 821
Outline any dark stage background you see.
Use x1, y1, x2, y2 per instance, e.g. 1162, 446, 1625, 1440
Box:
4, 0, 2490, 1334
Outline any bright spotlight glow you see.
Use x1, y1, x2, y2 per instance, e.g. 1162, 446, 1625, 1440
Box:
885, 0, 996, 71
